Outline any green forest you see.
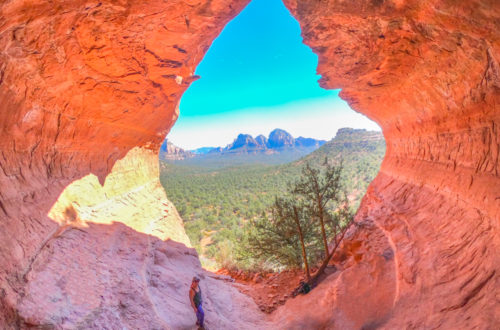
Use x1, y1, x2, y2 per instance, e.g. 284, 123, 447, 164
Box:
159, 129, 386, 270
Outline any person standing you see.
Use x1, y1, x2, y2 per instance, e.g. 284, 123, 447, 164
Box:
189, 276, 204, 329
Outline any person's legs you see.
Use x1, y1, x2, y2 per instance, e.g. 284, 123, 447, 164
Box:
196, 305, 204, 327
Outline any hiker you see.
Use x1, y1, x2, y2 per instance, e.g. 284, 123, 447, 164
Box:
189, 276, 204, 329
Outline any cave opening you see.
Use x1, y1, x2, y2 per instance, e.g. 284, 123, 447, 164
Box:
1, 0, 497, 328
158, 0, 385, 280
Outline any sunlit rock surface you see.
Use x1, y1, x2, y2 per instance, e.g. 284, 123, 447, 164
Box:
283, 0, 500, 328
0, 0, 251, 327
48, 147, 190, 245
17, 222, 268, 328
0, 0, 499, 328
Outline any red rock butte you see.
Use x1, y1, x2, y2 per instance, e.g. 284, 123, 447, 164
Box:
0, 0, 498, 328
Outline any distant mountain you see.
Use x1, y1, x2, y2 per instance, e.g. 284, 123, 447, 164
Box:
161, 129, 327, 167
297, 128, 384, 166
208, 147, 224, 154
295, 136, 325, 148
267, 129, 295, 148
255, 135, 268, 147
227, 134, 264, 152
218, 128, 325, 155
192, 147, 217, 155
160, 140, 194, 160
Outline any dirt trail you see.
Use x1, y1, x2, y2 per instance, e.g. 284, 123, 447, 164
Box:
216, 260, 347, 315
217, 269, 305, 313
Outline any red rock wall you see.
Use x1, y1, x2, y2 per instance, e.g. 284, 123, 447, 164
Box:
283, 0, 500, 327
0, 0, 250, 326
0, 0, 498, 328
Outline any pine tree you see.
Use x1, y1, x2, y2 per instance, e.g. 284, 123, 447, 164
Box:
291, 158, 344, 258
240, 158, 354, 283
242, 197, 315, 272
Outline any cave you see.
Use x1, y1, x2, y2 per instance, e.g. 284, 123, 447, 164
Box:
0, 0, 498, 329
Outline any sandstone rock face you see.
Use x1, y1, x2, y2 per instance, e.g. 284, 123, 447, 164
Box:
272, 213, 398, 329
16, 222, 270, 329
48, 147, 191, 245
0, 0, 251, 327
282, 0, 500, 327
0, 0, 499, 328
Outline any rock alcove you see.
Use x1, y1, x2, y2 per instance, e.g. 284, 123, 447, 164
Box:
0, 0, 498, 328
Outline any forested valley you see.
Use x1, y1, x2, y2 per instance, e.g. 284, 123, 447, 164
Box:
160, 128, 385, 270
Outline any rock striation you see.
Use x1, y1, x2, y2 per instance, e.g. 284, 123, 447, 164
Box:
0, 0, 499, 328
0, 0, 251, 327
282, 0, 500, 327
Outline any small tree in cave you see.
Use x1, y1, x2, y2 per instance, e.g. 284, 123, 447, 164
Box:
292, 159, 344, 258
291, 158, 355, 284
241, 197, 314, 278
240, 158, 354, 283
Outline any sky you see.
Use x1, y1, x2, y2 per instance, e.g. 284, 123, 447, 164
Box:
167, 0, 380, 150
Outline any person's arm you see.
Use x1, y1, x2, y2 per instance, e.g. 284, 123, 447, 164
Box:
189, 288, 197, 312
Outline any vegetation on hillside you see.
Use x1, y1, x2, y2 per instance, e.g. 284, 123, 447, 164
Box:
241, 160, 354, 279
159, 129, 385, 270
164, 147, 320, 168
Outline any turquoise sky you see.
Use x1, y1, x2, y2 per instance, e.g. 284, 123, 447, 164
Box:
168, 0, 379, 149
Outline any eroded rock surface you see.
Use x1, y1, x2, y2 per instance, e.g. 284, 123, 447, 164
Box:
0, 0, 499, 328
271, 215, 397, 329
0, 0, 251, 327
283, 0, 500, 327
17, 222, 269, 329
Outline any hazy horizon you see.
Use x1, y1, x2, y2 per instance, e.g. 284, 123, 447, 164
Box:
167, 0, 380, 150
168, 123, 381, 151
